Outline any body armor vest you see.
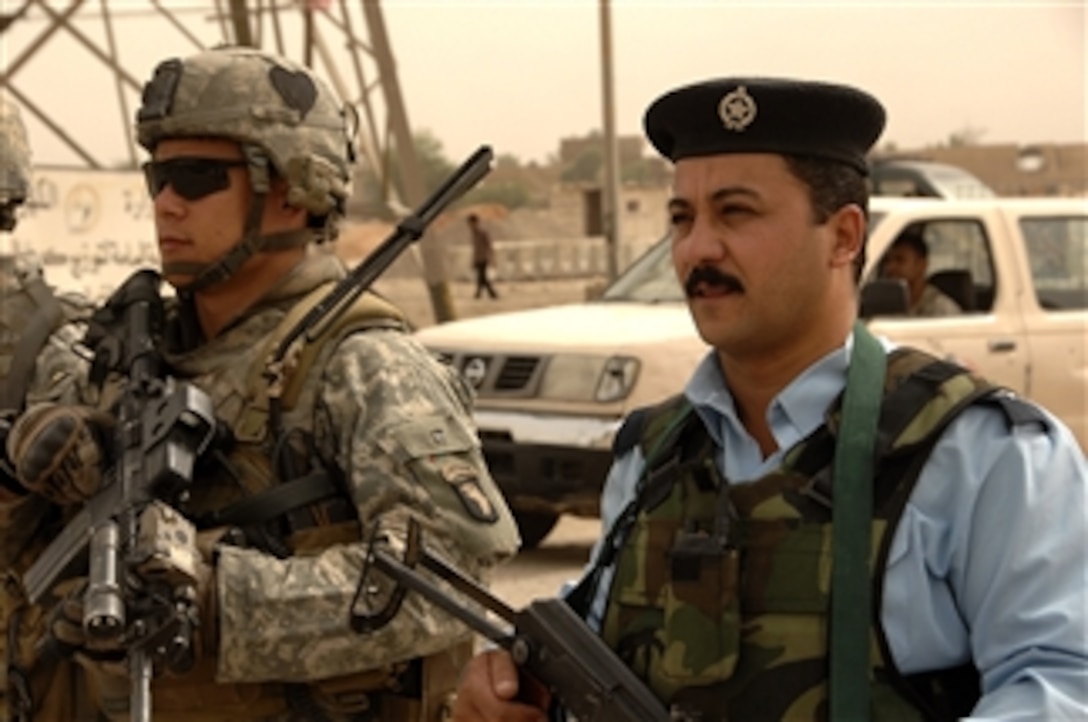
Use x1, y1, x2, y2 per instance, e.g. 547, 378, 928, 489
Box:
595, 348, 1041, 722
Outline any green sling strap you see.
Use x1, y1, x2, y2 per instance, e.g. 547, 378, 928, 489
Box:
830, 320, 887, 720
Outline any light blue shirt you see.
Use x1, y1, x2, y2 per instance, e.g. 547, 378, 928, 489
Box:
575, 335, 1088, 720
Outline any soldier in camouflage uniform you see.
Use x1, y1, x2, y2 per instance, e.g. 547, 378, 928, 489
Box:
453, 79, 1087, 721
0, 93, 89, 415
2, 47, 520, 722
0, 94, 95, 722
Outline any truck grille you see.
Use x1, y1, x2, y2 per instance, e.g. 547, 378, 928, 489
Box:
429, 349, 545, 397
494, 356, 540, 391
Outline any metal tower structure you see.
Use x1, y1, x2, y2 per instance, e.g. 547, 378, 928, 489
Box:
0, 0, 459, 321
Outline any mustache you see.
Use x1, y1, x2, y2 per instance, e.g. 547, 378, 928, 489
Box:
684, 266, 744, 297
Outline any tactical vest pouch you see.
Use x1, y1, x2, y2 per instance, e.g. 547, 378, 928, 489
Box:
82, 655, 291, 722
604, 515, 741, 701
82, 654, 415, 722
740, 517, 829, 616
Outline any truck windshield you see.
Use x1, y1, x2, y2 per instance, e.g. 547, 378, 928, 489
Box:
601, 236, 681, 303
601, 212, 888, 303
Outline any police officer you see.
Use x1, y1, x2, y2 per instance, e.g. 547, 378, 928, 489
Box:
451, 78, 1088, 721
3, 47, 519, 722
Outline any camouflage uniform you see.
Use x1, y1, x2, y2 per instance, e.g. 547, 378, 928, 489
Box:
0, 93, 90, 412
65, 250, 517, 722
0, 94, 93, 722
0, 260, 94, 722
4, 48, 520, 722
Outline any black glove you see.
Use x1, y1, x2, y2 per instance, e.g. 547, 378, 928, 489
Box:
5, 402, 113, 505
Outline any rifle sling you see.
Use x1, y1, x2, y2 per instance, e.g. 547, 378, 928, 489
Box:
194, 469, 339, 529
829, 321, 886, 719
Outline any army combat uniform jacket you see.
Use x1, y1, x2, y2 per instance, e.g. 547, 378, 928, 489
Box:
3, 251, 520, 722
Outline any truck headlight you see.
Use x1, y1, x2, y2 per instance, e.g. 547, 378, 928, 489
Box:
537, 354, 640, 402
594, 356, 640, 402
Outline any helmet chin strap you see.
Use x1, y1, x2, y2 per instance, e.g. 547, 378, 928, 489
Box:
166, 145, 314, 295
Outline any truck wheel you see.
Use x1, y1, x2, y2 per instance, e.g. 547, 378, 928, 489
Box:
514, 510, 560, 550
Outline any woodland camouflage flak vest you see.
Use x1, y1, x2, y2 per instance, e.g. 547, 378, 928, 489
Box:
595, 348, 1046, 722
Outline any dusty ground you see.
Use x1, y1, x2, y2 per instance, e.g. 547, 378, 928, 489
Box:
492, 515, 600, 608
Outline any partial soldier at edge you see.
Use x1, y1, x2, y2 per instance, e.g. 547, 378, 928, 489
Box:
0, 92, 95, 722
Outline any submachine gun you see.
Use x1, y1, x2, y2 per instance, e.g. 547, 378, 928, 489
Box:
22, 269, 218, 722
350, 519, 669, 722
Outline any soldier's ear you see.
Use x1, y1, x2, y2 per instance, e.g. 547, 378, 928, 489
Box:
827, 203, 866, 272
265, 178, 307, 225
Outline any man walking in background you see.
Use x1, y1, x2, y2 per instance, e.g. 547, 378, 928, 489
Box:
468, 213, 499, 299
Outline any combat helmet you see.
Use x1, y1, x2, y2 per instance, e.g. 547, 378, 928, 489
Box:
135, 46, 356, 292
0, 95, 32, 232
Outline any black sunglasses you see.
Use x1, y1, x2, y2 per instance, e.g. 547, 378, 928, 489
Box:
142, 157, 248, 201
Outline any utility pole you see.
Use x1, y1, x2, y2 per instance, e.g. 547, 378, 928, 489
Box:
227, 0, 253, 46
599, 0, 621, 282
362, 0, 457, 323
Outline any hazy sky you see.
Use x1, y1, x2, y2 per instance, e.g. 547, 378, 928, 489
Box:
3, 0, 1085, 168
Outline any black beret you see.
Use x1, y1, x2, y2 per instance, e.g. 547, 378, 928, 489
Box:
644, 77, 886, 175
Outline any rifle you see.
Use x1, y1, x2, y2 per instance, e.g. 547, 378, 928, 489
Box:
264, 144, 495, 442
350, 518, 669, 722
22, 269, 218, 722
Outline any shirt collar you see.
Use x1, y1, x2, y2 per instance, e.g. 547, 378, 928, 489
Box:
683, 333, 858, 479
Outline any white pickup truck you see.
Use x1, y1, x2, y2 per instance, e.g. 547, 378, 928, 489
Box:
416, 197, 1087, 547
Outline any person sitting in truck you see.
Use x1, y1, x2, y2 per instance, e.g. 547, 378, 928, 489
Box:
880, 226, 963, 316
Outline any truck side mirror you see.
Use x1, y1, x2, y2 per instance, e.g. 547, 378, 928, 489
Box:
860, 279, 910, 319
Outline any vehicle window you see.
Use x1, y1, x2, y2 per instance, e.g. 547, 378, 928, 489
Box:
601, 235, 683, 302
1020, 216, 1088, 310
869, 218, 996, 315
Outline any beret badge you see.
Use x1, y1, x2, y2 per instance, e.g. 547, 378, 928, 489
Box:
718, 85, 757, 132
